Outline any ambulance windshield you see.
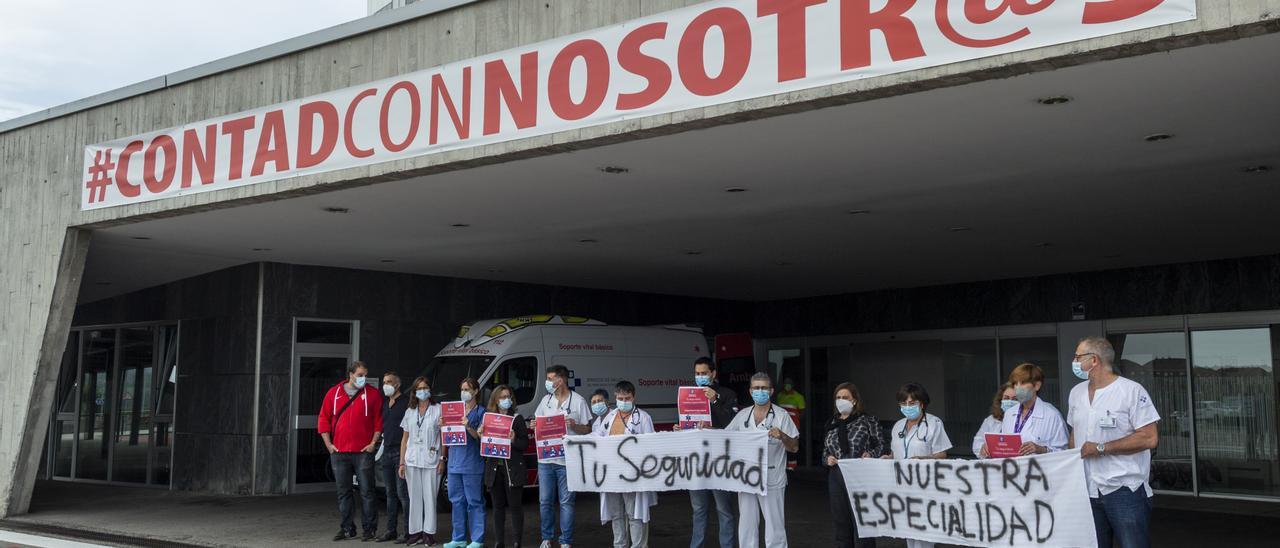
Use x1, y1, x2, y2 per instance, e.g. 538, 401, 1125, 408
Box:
419, 355, 494, 401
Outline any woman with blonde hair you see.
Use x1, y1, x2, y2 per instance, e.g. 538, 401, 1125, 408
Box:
974, 382, 1017, 456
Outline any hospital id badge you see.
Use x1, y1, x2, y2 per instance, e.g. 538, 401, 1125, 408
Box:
1099, 415, 1117, 429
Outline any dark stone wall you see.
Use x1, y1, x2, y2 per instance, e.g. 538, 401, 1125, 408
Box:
753, 254, 1280, 338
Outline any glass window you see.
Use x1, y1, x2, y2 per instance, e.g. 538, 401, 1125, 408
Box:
1191, 327, 1278, 497
113, 327, 155, 484
421, 355, 495, 402
940, 339, 998, 457
77, 329, 115, 481
1000, 337, 1060, 408
296, 321, 353, 344
1109, 332, 1192, 492
487, 356, 538, 405
53, 332, 79, 478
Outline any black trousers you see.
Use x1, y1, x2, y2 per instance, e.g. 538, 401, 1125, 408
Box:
490, 471, 524, 546
332, 452, 378, 534
829, 465, 876, 548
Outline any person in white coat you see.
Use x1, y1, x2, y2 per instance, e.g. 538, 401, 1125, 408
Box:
972, 382, 1016, 456
885, 382, 952, 548
726, 372, 799, 548
399, 376, 443, 547
995, 363, 1068, 456
596, 381, 657, 548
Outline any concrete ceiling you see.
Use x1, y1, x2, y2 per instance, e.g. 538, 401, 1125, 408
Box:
81, 32, 1280, 303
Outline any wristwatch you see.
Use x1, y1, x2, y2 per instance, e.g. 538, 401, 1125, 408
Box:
1096, 442, 1106, 454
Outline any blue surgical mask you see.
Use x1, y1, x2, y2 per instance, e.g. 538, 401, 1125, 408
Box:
1014, 386, 1034, 403
499, 398, 513, 410
1000, 399, 1018, 413
353, 376, 367, 389
900, 404, 922, 420
1072, 360, 1089, 380
415, 389, 430, 400
591, 402, 608, 416
751, 389, 771, 406
617, 400, 635, 413
545, 380, 556, 393
695, 375, 711, 387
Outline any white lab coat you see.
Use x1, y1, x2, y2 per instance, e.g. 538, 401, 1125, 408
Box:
1000, 397, 1068, 452
596, 407, 658, 524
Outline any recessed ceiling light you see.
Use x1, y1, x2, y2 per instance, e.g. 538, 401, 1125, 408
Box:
724, 187, 747, 193
380, 259, 396, 263
1242, 165, 1272, 174
949, 226, 972, 232
578, 238, 598, 244
450, 223, 470, 228
599, 166, 630, 174
685, 250, 704, 256
846, 209, 871, 215
1036, 96, 1072, 105
1033, 242, 1053, 248
775, 261, 794, 267
487, 268, 505, 274
130, 236, 152, 240
322, 207, 350, 213
1103, 253, 1121, 259
1143, 133, 1174, 142
252, 248, 273, 252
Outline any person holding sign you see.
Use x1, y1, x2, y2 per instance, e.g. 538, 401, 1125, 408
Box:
1068, 336, 1160, 548
595, 380, 657, 547
992, 363, 1067, 457
443, 378, 487, 548
885, 382, 951, 548
483, 385, 530, 548
535, 365, 593, 548
823, 382, 883, 548
398, 376, 442, 547
972, 383, 1015, 456
671, 356, 740, 548
725, 372, 798, 548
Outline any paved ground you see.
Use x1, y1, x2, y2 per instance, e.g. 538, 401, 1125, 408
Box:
4, 473, 1280, 547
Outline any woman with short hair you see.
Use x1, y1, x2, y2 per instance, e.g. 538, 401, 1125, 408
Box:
886, 382, 952, 548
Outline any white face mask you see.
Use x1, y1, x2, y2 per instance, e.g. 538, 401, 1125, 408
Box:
835, 399, 854, 415
382, 384, 396, 397
460, 390, 473, 403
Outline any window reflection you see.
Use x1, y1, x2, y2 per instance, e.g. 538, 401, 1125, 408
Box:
1108, 332, 1192, 492
1192, 327, 1278, 497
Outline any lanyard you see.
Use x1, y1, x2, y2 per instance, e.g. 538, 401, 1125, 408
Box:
415, 405, 429, 429
1014, 399, 1035, 434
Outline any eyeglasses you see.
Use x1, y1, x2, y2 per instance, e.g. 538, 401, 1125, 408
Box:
1072, 353, 1098, 361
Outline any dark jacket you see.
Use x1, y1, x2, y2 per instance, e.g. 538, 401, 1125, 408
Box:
484, 412, 530, 488
708, 383, 740, 429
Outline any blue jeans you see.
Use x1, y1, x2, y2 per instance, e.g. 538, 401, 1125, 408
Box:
331, 452, 378, 534
448, 472, 486, 543
538, 463, 576, 544
380, 447, 409, 535
1090, 486, 1152, 548
689, 489, 738, 548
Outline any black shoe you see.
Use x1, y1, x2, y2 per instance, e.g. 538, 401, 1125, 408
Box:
335, 529, 357, 541
362, 530, 377, 542
377, 532, 398, 543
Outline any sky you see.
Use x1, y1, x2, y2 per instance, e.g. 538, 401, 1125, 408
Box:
0, 0, 367, 123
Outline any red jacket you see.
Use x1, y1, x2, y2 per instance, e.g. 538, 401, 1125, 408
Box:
318, 381, 384, 453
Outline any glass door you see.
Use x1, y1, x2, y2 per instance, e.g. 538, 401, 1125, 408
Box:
290, 319, 357, 493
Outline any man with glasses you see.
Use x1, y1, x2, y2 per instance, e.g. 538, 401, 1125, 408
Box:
725, 372, 798, 548
1067, 337, 1161, 548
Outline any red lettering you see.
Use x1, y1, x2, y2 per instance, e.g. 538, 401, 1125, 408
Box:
840, 0, 925, 70
181, 125, 217, 187
678, 7, 753, 96
251, 110, 290, 177
344, 88, 378, 158
548, 39, 611, 121
142, 135, 176, 193
379, 81, 421, 153
113, 140, 144, 198
430, 68, 472, 145
758, 0, 827, 82
221, 115, 257, 181
936, 0, 1052, 48
297, 101, 338, 169
616, 23, 672, 110
483, 53, 539, 135
1083, 0, 1164, 24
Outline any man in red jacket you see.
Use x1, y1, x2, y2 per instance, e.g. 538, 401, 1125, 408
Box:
319, 360, 384, 541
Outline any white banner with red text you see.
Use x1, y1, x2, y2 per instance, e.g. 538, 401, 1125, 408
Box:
839, 450, 1097, 547
82, 0, 1196, 209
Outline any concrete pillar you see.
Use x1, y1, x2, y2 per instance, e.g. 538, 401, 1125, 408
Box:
0, 228, 90, 517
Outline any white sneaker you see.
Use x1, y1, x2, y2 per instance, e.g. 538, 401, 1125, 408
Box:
538, 542, 553, 548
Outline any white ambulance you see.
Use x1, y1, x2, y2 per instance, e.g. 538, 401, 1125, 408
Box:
420, 315, 708, 428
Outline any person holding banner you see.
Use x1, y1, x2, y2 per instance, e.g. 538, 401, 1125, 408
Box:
1068, 336, 1160, 548
443, 378, 487, 548
672, 356, 739, 548
885, 382, 951, 548
595, 380, 657, 548
398, 376, 442, 547
823, 382, 883, 548
996, 363, 1067, 456
589, 389, 611, 436
725, 372, 798, 548
973, 383, 1016, 456
535, 365, 593, 548
483, 384, 530, 548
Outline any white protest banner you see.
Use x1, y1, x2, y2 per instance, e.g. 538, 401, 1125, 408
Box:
565, 429, 768, 495
840, 450, 1097, 547
82, 0, 1196, 210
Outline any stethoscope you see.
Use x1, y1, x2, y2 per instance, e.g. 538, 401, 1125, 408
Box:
743, 405, 778, 430
898, 416, 930, 458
